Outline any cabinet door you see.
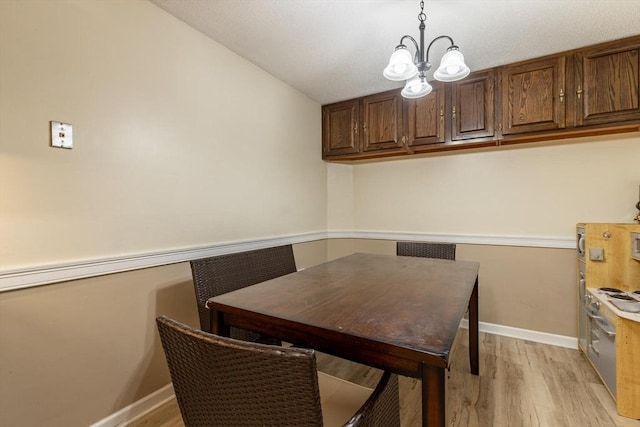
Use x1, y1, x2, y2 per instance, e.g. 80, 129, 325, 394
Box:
501, 56, 566, 135
406, 81, 446, 148
322, 99, 360, 157
452, 69, 495, 141
574, 37, 640, 127
361, 91, 404, 153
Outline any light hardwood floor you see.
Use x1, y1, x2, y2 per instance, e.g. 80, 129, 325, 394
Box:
127, 330, 639, 426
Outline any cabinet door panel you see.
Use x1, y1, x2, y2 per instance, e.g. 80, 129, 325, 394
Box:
452, 70, 495, 141
406, 82, 445, 148
501, 56, 566, 135
574, 37, 640, 126
322, 99, 359, 157
362, 92, 404, 152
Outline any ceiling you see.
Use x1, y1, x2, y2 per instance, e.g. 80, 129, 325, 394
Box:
148, 0, 640, 105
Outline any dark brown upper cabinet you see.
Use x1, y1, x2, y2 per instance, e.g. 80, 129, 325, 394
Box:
322, 90, 405, 159
322, 99, 360, 157
406, 81, 446, 149
361, 91, 405, 154
322, 36, 639, 161
573, 37, 640, 127
451, 69, 496, 143
500, 55, 566, 136
406, 70, 497, 153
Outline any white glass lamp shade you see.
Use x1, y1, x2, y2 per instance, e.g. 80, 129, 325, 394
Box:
383, 47, 418, 81
433, 47, 470, 82
401, 76, 432, 99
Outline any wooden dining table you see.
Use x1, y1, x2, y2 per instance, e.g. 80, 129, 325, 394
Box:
207, 252, 480, 427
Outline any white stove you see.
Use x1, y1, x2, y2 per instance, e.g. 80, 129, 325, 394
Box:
594, 287, 640, 314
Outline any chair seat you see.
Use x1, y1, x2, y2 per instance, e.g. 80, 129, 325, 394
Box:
156, 315, 400, 426
318, 372, 373, 427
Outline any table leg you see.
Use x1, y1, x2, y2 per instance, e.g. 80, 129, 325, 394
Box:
469, 278, 479, 375
422, 364, 445, 427
210, 307, 230, 337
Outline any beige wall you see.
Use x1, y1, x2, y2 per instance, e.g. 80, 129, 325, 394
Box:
346, 135, 639, 237
0, 241, 330, 427
0, 0, 326, 270
327, 162, 355, 231
329, 239, 577, 336
0, 0, 326, 425
1, 0, 639, 426
0, 263, 195, 427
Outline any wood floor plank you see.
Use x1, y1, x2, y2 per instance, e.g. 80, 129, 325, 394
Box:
126, 330, 638, 427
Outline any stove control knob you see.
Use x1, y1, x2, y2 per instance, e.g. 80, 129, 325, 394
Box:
583, 294, 592, 304
594, 301, 601, 310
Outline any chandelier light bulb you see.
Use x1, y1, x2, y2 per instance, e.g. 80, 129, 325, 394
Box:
401, 77, 432, 99
383, 47, 418, 81
433, 48, 470, 82
394, 63, 409, 74
408, 79, 423, 93
446, 65, 461, 75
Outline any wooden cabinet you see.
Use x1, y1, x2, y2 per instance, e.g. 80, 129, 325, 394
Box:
322, 90, 405, 159
406, 70, 497, 152
578, 222, 640, 419
451, 69, 496, 143
500, 55, 566, 135
406, 81, 446, 149
322, 36, 640, 162
617, 316, 640, 419
573, 37, 640, 127
322, 99, 359, 157
361, 91, 404, 154
582, 223, 640, 291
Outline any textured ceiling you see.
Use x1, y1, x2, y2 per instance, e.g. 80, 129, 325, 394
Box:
148, 0, 640, 105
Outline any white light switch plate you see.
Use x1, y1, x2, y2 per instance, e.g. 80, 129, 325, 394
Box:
50, 121, 73, 149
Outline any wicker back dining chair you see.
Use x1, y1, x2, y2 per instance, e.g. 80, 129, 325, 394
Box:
156, 315, 400, 427
190, 245, 297, 344
396, 241, 456, 260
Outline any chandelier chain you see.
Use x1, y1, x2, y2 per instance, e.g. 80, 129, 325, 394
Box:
418, 0, 426, 23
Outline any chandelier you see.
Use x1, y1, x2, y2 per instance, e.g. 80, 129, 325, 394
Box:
383, 0, 470, 99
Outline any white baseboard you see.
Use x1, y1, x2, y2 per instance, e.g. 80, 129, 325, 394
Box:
91, 322, 576, 427
460, 318, 577, 349
89, 383, 175, 427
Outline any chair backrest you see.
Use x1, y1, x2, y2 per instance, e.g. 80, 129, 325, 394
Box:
396, 241, 456, 260
190, 245, 297, 333
156, 315, 324, 427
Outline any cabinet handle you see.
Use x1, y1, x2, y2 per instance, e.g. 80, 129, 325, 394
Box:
440, 108, 444, 121
577, 85, 583, 100
363, 122, 367, 132
354, 123, 358, 134
559, 88, 564, 103
452, 106, 456, 118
